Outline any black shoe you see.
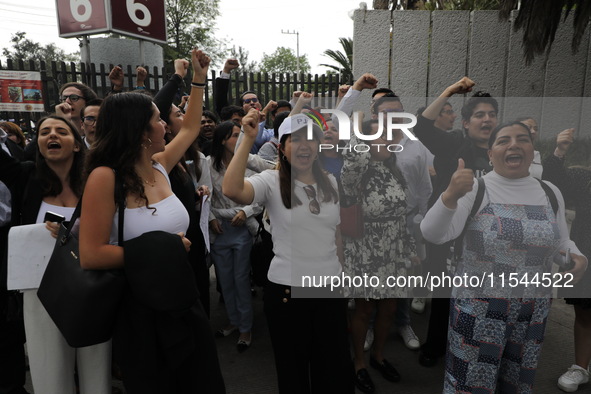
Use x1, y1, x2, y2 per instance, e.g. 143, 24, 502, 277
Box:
418, 350, 439, 367
354, 368, 375, 393
369, 356, 401, 382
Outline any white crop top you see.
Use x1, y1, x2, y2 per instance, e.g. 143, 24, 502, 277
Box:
109, 162, 190, 243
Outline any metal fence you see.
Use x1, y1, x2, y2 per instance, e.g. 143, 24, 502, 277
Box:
0, 58, 351, 128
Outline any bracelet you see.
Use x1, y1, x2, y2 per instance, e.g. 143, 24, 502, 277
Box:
135, 86, 146, 90
191, 81, 206, 87
191, 85, 205, 89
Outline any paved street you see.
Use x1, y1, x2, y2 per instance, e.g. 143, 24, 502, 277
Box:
24, 275, 582, 393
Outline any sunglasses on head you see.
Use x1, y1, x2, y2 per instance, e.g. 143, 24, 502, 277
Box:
60, 94, 83, 103
243, 98, 258, 104
380, 108, 404, 114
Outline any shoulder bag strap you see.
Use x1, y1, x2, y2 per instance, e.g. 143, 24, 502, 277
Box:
536, 178, 559, 215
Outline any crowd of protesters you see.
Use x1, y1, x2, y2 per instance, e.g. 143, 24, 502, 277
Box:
0, 47, 589, 394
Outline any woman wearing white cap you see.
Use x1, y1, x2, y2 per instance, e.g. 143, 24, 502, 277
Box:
223, 109, 354, 393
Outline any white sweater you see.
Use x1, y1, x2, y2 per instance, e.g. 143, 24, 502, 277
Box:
421, 170, 583, 261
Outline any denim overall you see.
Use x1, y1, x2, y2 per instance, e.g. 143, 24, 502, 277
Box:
444, 185, 561, 394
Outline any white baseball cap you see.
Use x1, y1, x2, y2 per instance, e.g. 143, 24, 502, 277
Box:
278, 113, 323, 142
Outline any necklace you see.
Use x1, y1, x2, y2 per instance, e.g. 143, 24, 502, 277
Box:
141, 168, 157, 187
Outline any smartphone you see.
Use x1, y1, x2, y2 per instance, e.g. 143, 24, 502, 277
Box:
44, 211, 65, 224
563, 248, 575, 271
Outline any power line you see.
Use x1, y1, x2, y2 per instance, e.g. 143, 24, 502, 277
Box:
0, 7, 55, 18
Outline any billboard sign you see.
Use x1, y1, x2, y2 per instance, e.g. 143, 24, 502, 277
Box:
56, 0, 109, 37
0, 71, 45, 112
56, 0, 166, 44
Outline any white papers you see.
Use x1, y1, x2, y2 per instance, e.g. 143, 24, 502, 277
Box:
200, 194, 211, 252
7, 224, 55, 290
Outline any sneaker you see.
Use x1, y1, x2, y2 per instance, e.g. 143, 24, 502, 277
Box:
411, 298, 426, 314
558, 365, 589, 392
364, 328, 374, 352
398, 325, 420, 350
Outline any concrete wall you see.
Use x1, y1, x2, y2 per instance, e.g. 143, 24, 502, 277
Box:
80, 37, 164, 88
353, 9, 591, 138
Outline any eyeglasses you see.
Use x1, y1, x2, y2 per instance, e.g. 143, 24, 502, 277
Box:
303, 185, 320, 215
440, 109, 455, 115
83, 116, 97, 126
243, 98, 258, 104
60, 94, 83, 103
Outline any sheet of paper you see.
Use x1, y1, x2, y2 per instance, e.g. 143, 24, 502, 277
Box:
200, 194, 211, 253
7, 223, 56, 290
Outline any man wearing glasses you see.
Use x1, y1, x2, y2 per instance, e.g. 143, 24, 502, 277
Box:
80, 99, 103, 149
55, 82, 98, 133
435, 103, 457, 131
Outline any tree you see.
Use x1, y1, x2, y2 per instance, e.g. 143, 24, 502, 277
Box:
499, 0, 590, 64
165, 0, 225, 66
228, 46, 259, 74
319, 37, 353, 82
2, 32, 79, 63
260, 47, 310, 74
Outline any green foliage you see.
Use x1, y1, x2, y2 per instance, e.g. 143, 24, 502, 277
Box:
164, 0, 225, 66
228, 46, 259, 74
260, 47, 310, 74
319, 37, 353, 82
2, 32, 79, 63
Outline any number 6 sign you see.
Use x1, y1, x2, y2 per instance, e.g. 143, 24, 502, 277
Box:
56, 0, 166, 44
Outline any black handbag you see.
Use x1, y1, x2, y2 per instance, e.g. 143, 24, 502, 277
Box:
37, 175, 126, 348
250, 212, 274, 287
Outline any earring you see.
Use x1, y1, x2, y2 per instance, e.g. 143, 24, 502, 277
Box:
489, 160, 493, 167
281, 154, 287, 161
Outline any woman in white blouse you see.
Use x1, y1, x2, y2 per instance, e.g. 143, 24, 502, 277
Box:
222, 111, 354, 394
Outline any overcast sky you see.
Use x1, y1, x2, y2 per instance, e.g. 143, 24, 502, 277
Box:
0, 0, 364, 74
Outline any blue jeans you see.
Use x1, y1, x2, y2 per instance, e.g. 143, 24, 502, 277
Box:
211, 221, 253, 333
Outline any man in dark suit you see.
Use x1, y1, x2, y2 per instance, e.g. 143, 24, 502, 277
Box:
0, 127, 29, 394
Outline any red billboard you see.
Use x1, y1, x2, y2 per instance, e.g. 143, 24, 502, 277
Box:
56, 0, 109, 37
110, 0, 167, 44
0, 71, 45, 112
55, 0, 166, 44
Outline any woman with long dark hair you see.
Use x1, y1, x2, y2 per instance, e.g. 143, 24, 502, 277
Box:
1, 115, 111, 394
223, 111, 354, 393
208, 120, 272, 351
79, 49, 225, 394
154, 59, 213, 316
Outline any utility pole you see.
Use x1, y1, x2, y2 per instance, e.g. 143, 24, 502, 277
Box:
281, 29, 300, 75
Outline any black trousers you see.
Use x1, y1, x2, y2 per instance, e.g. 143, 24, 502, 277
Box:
421, 241, 453, 358
263, 282, 354, 394
0, 294, 27, 394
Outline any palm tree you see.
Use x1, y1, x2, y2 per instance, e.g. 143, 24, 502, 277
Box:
499, 0, 591, 64
319, 37, 354, 83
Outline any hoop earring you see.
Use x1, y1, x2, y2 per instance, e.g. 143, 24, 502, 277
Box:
489, 160, 493, 167
281, 154, 287, 161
